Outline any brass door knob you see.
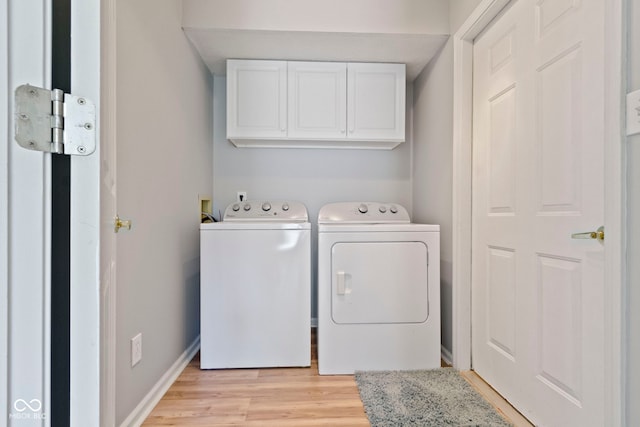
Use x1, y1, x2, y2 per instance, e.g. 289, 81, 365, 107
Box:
571, 226, 604, 241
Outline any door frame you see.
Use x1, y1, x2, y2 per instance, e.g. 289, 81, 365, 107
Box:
69, 0, 101, 424
3, 0, 53, 424
1, 0, 8, 421
451, 0, 626, 424
99, 0, 117, 424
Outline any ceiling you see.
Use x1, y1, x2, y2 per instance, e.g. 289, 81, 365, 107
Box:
183, 28, 449, 82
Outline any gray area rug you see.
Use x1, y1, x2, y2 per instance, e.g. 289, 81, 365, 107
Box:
355, 368, 512, 427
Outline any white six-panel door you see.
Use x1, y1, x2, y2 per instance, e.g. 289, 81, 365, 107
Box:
471, 0, 605, 425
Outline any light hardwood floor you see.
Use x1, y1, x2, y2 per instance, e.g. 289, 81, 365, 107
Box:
143, 332, 533, 426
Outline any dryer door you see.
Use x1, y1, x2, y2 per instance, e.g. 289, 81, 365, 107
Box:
331, 241, 429, 324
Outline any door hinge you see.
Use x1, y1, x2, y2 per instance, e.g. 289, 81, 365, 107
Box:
14, 84, 96, 156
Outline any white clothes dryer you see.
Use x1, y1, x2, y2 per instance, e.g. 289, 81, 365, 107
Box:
317, 202, 440, 374
200, 200, 311, 369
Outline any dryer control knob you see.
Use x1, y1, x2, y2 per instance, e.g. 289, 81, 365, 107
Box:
243, 204, 251, 211
390, 205, 398, 214
358, 204, 368, 214
379, 205, 387, 213
232, 204, 240, 212
262, 202, 271, 212
282, 203, 290, 211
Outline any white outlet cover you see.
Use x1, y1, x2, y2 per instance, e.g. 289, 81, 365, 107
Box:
627, 89, 640, 136
131, 333, 142, 367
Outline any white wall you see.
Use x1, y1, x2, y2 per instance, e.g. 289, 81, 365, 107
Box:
183, 0, 448, 34
411, 0, 481, 359
412, 42, 454, 357
212, 75, 413, 319
115, 0, 213, 424
627, 1, 640, 424
449, 0, 485, 34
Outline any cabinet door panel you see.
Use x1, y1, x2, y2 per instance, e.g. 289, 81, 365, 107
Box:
288, 62, 347, 139
347, 63, 405, 142
227, 60, 287, 139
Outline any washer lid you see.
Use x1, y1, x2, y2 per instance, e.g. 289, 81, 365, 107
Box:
318, 202, 410, 224
223, 200, 308, 222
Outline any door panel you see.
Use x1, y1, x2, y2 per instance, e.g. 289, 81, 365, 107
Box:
472, 0, 605, 425
486, 246, 516, 359
536, 253, 582, 402
488, 86, 517, 214
537, 46, 582, 214
331, 242, 429, 324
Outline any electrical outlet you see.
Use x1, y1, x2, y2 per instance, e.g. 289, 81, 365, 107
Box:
131, 333, 142, 367
237, 191, 247, 202
627, 89, 640, 136
200, 195, 212, 222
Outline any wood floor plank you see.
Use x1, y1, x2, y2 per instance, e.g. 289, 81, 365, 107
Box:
245, 398, 366, 421
148, 398, 251, 415
167, 419, 370, 427
143, 399, 250, 425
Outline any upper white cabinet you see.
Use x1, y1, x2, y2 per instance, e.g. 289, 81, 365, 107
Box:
227, 60, 405, 149
227, 60, 287, 139
347, 63, 405, 142
288, 61, 347, 140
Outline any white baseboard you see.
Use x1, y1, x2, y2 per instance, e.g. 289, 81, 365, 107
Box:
441, 345, 453, 366
120, 335, 200, 427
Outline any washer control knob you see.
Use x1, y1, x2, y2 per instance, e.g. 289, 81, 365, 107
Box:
358, 204, 368, 214
262, 202, 271, 212
243, 203, 251, 211
282, 203, 290, 211
379, 205, 387, 213
232, 204, 240, 212
390, 205, 398, 214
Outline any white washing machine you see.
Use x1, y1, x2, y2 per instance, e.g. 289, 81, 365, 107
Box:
200, 200, 311, 369
317, 202, 440, 375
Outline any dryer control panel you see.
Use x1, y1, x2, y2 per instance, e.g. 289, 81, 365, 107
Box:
223, 200, 309, 222
318, 202, 410, 223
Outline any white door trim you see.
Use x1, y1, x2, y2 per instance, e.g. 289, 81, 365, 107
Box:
451, 0, 625, 424
602, 0, 626, 424
99, 0, 117, 424
4, 1, 53, 425
1, 0, 9, 422
69, 0, 101, 424
451, 0, 512, 372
